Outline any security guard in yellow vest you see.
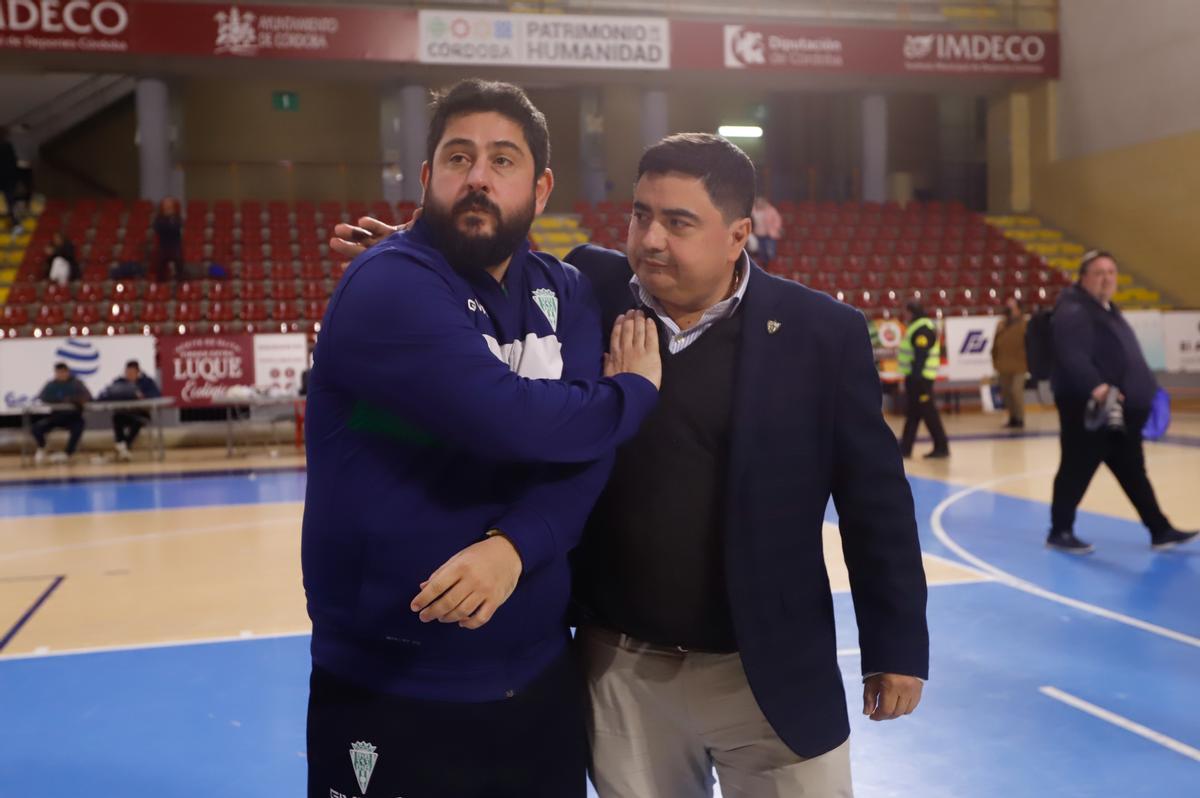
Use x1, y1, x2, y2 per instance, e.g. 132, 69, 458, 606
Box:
898, 300, 949, 459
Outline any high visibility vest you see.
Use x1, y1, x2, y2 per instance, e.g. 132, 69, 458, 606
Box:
899, 317, 940, 380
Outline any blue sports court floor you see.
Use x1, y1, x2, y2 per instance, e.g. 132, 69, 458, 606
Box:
0, 441, 1196, 797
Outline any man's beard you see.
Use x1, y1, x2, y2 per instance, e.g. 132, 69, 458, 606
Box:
422, 190, 535, 275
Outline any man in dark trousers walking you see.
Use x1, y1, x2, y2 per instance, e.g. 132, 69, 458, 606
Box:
898, 300, 950, 459
1047, 250, 1197, 553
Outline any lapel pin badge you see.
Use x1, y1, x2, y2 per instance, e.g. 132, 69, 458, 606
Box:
767, 320, 782, 334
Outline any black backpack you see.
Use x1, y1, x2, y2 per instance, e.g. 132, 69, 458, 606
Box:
1025, 309, 1055, 381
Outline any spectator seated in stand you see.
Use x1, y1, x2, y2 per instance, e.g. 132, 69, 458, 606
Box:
97, 359, 162, 462
32, 362, 92, 466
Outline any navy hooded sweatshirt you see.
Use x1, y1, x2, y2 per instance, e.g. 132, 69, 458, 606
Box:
301, 220, 657, 702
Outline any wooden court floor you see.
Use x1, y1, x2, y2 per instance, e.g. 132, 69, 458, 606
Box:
0, 412, 1198, 657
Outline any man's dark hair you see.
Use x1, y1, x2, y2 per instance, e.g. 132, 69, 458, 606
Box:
426, 79, 551, 179
1078, 249, 1116, 279
906, 300, 927, 318
54, 362, 69, 371
126, 360, 140, 370
636, 133, 756, 222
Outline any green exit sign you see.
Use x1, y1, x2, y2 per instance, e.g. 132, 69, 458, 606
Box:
272, 91, 299, 112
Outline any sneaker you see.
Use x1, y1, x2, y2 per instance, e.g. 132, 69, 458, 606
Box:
33, 448, 46, 466
1046, 529, 1094, 554
48, 452, 70, 465
1005, 419, 1025, 429
1151, 528, 1199, 551
923, 450, 950, 460
115, 441, 132, 462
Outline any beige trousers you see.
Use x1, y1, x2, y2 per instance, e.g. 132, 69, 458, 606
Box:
998, 371, 1026, 423
580, 626, 853, 798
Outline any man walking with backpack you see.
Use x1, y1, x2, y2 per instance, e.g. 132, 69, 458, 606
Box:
1046, 250, 1197, 553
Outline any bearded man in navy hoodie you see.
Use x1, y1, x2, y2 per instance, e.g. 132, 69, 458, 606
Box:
301, 80, 661, 798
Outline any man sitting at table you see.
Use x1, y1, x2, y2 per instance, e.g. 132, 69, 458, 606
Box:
98, 359, 161, 462
33, 362, 92, 466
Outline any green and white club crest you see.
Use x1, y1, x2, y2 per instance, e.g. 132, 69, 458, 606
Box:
349, 741, 378, 794
532, 288, 559, 331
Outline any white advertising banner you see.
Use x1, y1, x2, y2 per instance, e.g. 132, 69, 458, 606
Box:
418, 10, 669, 69
1163, 311, 1200, 373
253, 333, 308, 394
0, 335, 157, 410
1122, 310, 1167, 372
943, 315, 1001, 381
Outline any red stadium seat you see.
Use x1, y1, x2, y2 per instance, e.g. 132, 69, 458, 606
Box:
7, 283, 39, 304
44, 283, 71, 304
299, 261, 326, 281
70, 302, 102, 325
301, 280, 328, 300
145, 282, 174, 303
274, 281, 299, 301
35, 304, 65, 328
112, 280, 140, 300
240, 282, 267, 301
142, 303, 170, 324
239, 301, 269, 322
304, 299, 328, 320
210, 302, 235, 323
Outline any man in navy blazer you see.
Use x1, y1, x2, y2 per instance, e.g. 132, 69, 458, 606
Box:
567, 135, 927, 797
330, 132, 928, 797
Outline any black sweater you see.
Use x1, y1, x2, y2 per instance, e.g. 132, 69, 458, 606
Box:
1051, 285, 1157, 411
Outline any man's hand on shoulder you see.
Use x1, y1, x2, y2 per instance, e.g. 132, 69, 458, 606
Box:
604, 310, 662, 390
863, 673, 924, 721
329, 213, 413, 261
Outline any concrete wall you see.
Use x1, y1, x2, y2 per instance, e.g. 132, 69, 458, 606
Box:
989, 1, 1200, 305
179, 78, 382, 202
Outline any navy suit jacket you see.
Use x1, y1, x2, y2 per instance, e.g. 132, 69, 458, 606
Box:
566, 244, 929, 758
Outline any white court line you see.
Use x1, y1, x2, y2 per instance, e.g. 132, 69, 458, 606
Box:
0, 515, 300, 563
0, 629, 311, 661
921, 550, 993, 580
837, 648, 860, 657
930, 471, 1200, 649
1039, 686, 1200, 762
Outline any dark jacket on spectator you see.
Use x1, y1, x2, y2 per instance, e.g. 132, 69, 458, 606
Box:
154, 214, 182, 252
39, 377, 92, 408
99, 375, 161, 401
1051, 284, 1157, 411
46, 239, 80, 281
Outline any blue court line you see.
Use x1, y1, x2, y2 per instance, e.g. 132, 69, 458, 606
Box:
0, 464, 306, 489
912, 429, 1200, 447
0, 575, 64, 653
0, 470, 308, 519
